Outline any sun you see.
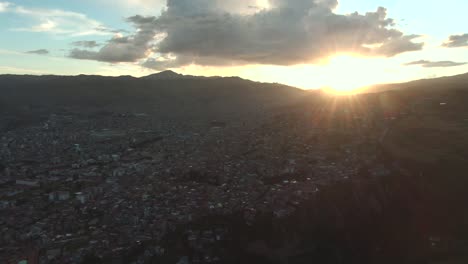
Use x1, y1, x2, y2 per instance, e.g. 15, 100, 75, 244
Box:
186, 54, 390, 93
321, 54, 385, 94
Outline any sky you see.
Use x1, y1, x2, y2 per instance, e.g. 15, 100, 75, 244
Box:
0, 0, 467, 90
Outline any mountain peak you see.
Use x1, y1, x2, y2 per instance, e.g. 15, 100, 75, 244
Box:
142, 70, 183, 80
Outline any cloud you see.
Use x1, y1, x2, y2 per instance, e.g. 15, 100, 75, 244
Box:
110, 0, 270, 15
3, 2, 113, 36
26, 49, 49, 55
94, 26, 130, 34
70, 15, 159, 62
442, 33, 468, 48
404, 60, 466, 68
0, 1, 11, 12
71, 41, 101, 48
370, 34, 423, 57
102, 0, 166, 13
69, 0, 424, 69
120, 0, 165, 8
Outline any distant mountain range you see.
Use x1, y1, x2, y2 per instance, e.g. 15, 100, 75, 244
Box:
3, 70, 467, 91
0, 71, 467, 124
140, 70, 468, 94
365, 72, 468, 94
0, 70, 305, 126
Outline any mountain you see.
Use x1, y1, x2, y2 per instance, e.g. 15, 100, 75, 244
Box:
371, 72, 468, 165
142, 70, 208, 80
1, 71, 467, 128
0, 72, 306, 130
364, 72, 468, 94
143, 70, 187, 80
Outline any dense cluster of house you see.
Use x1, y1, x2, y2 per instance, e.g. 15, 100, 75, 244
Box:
0, 105, 395, 263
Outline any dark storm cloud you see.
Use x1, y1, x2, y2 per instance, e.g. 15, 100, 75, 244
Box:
442, 33, 468, 48
405, 60, 466, 68
71, 41, 101, 48
26, 49, 49, 55
69, 0, 424, 69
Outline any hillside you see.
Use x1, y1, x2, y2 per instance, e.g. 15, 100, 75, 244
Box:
364, 73, 468, 165
365, 72, 468, 94
0, 73, 305, 130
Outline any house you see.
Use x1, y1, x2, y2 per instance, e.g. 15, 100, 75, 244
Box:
210, 120, 226, 128
112, 168, 125, 177
0, 200, 15, 209
49, 191, 70, 201
15, 180, 39, 187
370, 164, 391, 177
75, 192, 88, 204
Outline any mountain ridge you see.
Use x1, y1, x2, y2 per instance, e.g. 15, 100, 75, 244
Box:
1, 71, 467, 93
364, 72, 468, 94
141, 70, 202, 80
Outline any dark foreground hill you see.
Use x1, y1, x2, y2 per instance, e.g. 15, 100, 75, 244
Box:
367, 72, 468, 164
